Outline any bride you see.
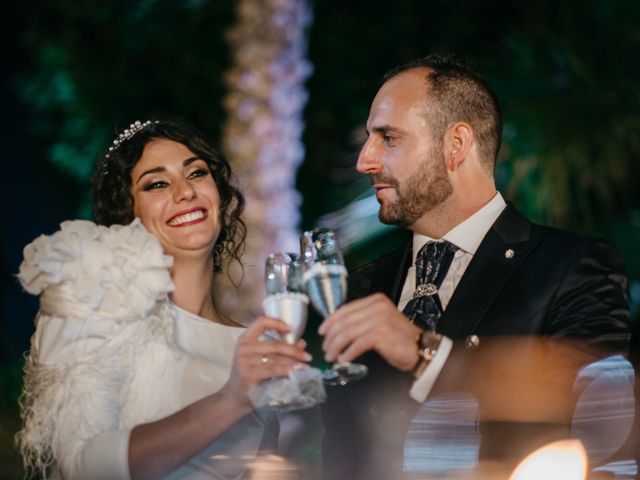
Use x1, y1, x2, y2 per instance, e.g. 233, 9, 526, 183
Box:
17, 118, 311, 479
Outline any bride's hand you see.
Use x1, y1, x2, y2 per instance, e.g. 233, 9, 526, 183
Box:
221, 316, 311, 407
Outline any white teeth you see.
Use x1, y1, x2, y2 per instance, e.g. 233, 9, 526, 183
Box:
169, 210, 205, 226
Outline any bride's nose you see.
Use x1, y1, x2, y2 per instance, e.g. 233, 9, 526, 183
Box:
174, 179, 196, 202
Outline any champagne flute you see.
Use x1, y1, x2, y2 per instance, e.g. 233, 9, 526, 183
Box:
255, 252, 325, 411
263, 252, 308, 344
300, 228, 368, 386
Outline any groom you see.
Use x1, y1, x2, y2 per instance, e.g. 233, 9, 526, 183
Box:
319, 54, 631, 479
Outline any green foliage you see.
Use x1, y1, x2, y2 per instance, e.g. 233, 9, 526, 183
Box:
19, 0, 235, 201
494, 0, 640, 229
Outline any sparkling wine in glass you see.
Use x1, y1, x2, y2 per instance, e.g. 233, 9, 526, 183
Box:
301, 228, 368, 386
255, 252, 325, 411
263, 252, 308, 344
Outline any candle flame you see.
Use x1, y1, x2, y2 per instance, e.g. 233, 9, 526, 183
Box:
509, 439, 588, 480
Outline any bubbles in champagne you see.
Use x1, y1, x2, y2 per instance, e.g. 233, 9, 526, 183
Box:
303, 264, 348, 317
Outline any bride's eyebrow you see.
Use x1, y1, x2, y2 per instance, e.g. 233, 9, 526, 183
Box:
136, 156, 201, 184
136, 166, 165, 184
183, 156, 201, 166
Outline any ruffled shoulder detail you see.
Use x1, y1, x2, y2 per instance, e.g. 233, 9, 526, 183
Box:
18, 219, 174, 319
16, 219, 175, 477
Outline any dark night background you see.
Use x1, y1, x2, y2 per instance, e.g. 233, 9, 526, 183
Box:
2, 1, 639, 477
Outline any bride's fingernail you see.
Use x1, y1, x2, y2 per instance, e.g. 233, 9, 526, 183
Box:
303, 352, 312, 361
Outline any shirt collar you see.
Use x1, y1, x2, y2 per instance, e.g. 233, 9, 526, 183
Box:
412, 192, 507, 261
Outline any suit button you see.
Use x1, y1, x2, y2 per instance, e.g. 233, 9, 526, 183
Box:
465, 335, 480, 349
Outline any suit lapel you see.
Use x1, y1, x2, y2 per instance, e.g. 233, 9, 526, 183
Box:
349, 238, 413, 370
439, 204, 539, 339
390, 240, 412, 303
364, 236, 412, 303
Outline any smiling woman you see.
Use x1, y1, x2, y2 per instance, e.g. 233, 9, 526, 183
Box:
16, 118, 313, 479
93, 119, 245, 273
130, 139, 222, 258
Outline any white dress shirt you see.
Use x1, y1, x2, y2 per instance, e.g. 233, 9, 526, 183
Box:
402, 192, 507, 402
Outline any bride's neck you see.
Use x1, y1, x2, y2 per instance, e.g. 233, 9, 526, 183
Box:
169, 256, 218, 321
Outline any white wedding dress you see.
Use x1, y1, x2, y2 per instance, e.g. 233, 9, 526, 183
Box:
17, 219, 277, 479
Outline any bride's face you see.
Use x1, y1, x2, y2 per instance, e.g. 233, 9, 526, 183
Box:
130, 138, 222, 260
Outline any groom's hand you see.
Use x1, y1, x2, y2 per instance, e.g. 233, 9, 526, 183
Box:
318, 293, 422, 372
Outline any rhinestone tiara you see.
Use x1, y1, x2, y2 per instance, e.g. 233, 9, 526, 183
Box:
105, 120, 159, 158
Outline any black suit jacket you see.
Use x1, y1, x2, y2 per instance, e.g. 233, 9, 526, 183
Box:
322, 204, 631, 480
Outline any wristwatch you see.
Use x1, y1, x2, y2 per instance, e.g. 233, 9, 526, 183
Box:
412, 330, 442, 378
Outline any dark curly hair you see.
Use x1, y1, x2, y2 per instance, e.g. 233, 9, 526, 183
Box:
92, 118, 246, 272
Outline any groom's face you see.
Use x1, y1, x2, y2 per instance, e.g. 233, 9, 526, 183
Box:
356, 68, 452, 228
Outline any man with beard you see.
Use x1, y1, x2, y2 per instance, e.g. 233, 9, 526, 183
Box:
319, 54, 631, 479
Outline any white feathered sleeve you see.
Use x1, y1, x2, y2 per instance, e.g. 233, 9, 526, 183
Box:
16, 219, 174, 479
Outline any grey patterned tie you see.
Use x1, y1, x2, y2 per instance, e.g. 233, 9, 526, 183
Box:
402, 241, 458, 331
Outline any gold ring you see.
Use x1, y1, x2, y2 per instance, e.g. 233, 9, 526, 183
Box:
261, 356, 269, 364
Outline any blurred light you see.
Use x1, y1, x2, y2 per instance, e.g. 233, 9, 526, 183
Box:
571, 355, 635, 463
593, 459, 638, 478
403, 392, 479, 474
509, 439, 587, 480
317, 195, 395, 249
246, 454, 299, 480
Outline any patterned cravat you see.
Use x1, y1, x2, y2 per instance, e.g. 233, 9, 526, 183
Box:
402, 241, 458, 331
